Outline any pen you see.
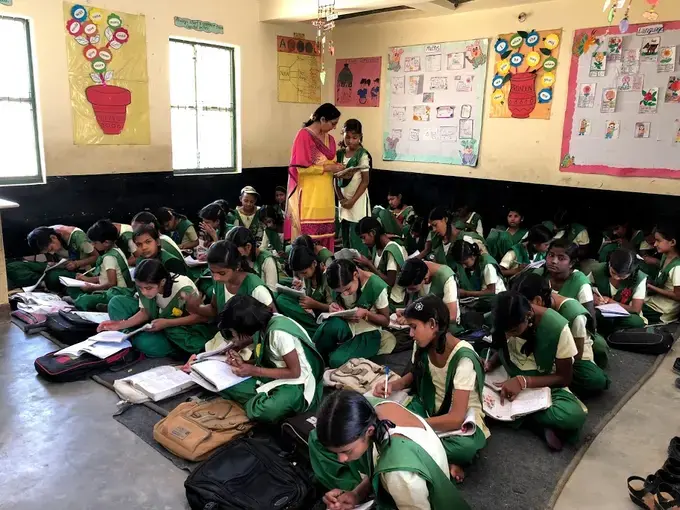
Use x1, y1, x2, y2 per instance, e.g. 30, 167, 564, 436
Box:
485, 348, 491, 366
384, 367, 390, 397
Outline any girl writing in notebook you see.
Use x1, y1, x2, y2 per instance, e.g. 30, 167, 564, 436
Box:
226, 226, 279, 293
217, 295, 324, 424
292, 234, 334, 268
375, 295, 488, 483
421, 208, 486, 264
451, 240, 506, 312
100, 259, 214, 358
643, 223, 680, 324
156, 207, 199, 251
498, 224, 552, 278
308, 390, 470, 510
275, 245, 332, 337
488, 291, 588, 451
312, 259, 390, 368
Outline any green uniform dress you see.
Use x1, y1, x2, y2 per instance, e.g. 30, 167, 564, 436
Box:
159, 235, 184, 261
560, 223, 588, 245
309, 399, 470, 510
498, 309, 588, 442
233, 207, 263, 244
312, 274, 389, 368
374, 241, 407, 309
169, 218, 195, 246
590, 262, 647, 335
220, 315, 324, 423
642, 255, 680, 324
486, 227, 528, 262
275, 271, 332, 337
407, 342, 488, 466
108, 275, 216, 357
337, 148, 371, 258
7, 227, 93, 291
511, 242, 547, 265
137, 249, 188, 278
453, 253, 505, 313
556, 298, 610, 397
427, 229, 486, 267
115, 224, 135, 259
73, 247, 135, 310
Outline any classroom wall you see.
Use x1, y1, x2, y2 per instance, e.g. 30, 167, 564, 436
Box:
0, 0, 312, 176
327, 0, 680, 196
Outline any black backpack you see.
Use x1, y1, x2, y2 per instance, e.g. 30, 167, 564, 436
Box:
45, 310, 100, 345
34, 348, 143, 382
185, 435, 315, 510
607, 325, 675, 355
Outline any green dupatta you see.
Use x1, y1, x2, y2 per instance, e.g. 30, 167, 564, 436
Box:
136, 249, 188, 277
234, 207, 262, 237
172, 218, 194, 245
511, 242, 547, 265
264, 228, 284, 253
95, 247, 133, 288
336, 147, 369, 189
653, 255, 680, 288
138, 281, 195, 319
557, 298, 595, 333
374, 241, 405, 275
486, 228, 527, 261
591, 262, 646, 305
373, 206, 403, 238
454, 253, 503, 292
214, 273, 269, 312
305, 271, 332, 304
255, 250, 278, 282
316, 247, 334, 267
535, 268, 590, 300
429, 230, 486, 266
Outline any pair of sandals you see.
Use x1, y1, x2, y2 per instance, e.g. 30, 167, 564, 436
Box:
628, 438, 680, 509
673, 358, 680, 390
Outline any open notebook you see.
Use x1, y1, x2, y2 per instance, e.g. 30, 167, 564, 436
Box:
275, 284, 306, 299
56, 339, 132, 359
118, 365, 196, 402
437, 408, 479, 438
316, 308, 358, 324
87, 324, 152, 344
596, 302, 630, 317
190, 356, 251, 392
482, 365, 552, 421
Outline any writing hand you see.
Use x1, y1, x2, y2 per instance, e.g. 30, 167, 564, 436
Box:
329, 302, 345, 314
500, 377, 523, 404
65, 261, 78, 272
97, 320, 123, 332
298, 296, 317, 309
373, 381, 394, 398
291, 278, 304, 291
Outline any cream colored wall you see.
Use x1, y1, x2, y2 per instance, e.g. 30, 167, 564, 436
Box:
0, 0, 313, 176
328, 0, 680, 196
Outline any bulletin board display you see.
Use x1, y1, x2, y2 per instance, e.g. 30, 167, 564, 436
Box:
560, 21, 680, 179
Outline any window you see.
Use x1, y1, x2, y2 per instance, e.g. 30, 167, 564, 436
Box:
169, 39, 238, 174
0, 16, 44, 185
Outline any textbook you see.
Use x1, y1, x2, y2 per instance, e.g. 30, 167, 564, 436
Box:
22, 258, 68, 292
596, 302, 630, 317
437, 408, 479, 438
58, 276, 89, 288
184, 256, 207, 267
363, 388, 412, 406
389, 313, 409, 330
275, 284, 306, 299
482, 386, 552, 422
56, 339, 132, 359
87, 324, 152, 343
316, 308, 359, 324
118, 365, 196, 402
190, 357, 251, 392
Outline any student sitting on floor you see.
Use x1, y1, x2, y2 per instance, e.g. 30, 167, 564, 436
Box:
387, 186, 415, 236
130, 211, 184, 263
486, 207, 527, 262
258, 205, 285, 257
588, 248, 647, 336
69, 220, 134, 311
99, 259, 215, 358
197, 201, 229, 256
638, 227, 661, 280
217, 296, 324, 423
335, 119, 372, 258
309, 390, 469, 510
273, 185, 287, 228
232, 186, 263, 243
420, 207, 486, 264
156, 207, 199, 251
292, 234, 334, 268
499, 224, 553, 278
354, 217, 408, 305
7, 225, 98, 291
598, 221, 644, 263
394, 258, 461, 333
549, 209, 590, 261
312, 259, 390, 368
488, 291, 588, 451
643, 223, 680, 324
512, 272, 610, 397
375, 295, 488, 483
451, 240, 506, 313
226, 226, 278, 293
111, 222, 135, 260
455, 203, 483, 237
275, 245, 332, 337
406, 215, 428, 256
133, 224, 188, 277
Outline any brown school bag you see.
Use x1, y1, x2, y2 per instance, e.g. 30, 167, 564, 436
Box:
153, 399, 254, 461
322, 357, 401, 393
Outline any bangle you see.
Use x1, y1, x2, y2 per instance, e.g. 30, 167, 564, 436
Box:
519, 375, 527, 390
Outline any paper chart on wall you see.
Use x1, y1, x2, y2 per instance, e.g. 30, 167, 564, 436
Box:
384, 39, 488, 166
561, 21, 680, 180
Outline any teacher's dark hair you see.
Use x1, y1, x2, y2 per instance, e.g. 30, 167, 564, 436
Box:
304, 103, 341, 127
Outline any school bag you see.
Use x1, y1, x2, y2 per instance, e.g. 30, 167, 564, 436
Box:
10, 310, 49, 334
280, 411, 317, 460
607, 325, 675, 355
45, 310, 100, 345
184, 435, 316, 510
322, 357, 401, 393
34, 348, 142, 383
153, 399, 254, 461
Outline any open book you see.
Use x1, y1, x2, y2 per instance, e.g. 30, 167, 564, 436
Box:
196, 341, 234, 361
184, 256, 207, 267
119, 365, 196, 402
363, 388, 411, 406
389, 313, 409, 330
87, 324, 152, 344
56, 339, 132, 359
275, 284, 306, 299
58, 276, 89, 288
484, 365, 510, 389
482, 386, 552, 422
190, 356, 251, 392
316, 308, 358, 324
437, 408, 479, 438
22, 259, 68, 292
72, 311, 110, 324
596, 302, 630, 317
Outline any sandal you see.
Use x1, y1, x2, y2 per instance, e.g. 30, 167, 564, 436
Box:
655, 483, 680, 510
670, 437, 680, 461
629, 475, 660, 509
665, 458, 680, 476
655, 470, 680, 491
673, 358, 680, 375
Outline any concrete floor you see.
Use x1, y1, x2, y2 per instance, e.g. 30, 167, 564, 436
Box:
0, 323, 189, 510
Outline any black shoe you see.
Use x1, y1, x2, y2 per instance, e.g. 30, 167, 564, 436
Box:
673, 358, 680, 375
670, 437, 680, 461
655, 469, 680, 491
656, 483, 680, 510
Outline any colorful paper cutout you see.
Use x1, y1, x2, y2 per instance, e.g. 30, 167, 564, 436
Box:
408, 75, 424, 95
577, 119, 591, 136
404, 56, 421, 72
639, 87, 659, 113
634, 122, 651, 138
601, 88, 618, 113
617, 73, 644, 92
173, 16, 223, 34
447, 52, 465, 70
640, 36, 661, 61
590, 52, 607, 77
607, 35, 623, 60
412, 105, 431, 121
605, 120, 620, 139
423, 92, 435, 103
657, 47, 676, 73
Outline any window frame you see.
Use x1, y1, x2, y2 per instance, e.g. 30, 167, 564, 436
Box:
0, 14, 46, 187
169, 37, 241, 177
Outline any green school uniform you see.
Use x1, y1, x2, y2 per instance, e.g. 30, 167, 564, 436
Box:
511, 242, 547, 265
556, 298, 610, 396
336, 148, 371, 257
454, 253, 504, 312
263, 227, 284, 254
220, 315, 324, 423
312, 274, 388, 368
116, 225, 135, 259
254, 249, 279, 290
407, 343, 487, 466
214, 273, 271, 313
159, 235, 184, 261
373, 205, 403, 239
498, 309, 587, 442
73, 247, 135, 311
427, 230, 486, 267
316, 247, 334, 268
275, 271, 332, 337
233, 207, 263, 242
590, 262, 646, 335
169, 218, 195, 246
486, 228, 528, 262
309, 401, 469, 510
560, 223, 588, 244
643, 255, 680, 324
136, 249, 188, 278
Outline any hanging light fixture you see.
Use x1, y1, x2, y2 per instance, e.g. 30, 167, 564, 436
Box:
313, 0, 337, 84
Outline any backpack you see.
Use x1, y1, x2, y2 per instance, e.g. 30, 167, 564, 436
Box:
34, 348, 142, 382
45, 310, 100, 345
607, 325, 675, 355
322, 357, 401, 393
11, 310, 49, 334
184, 435, 316, 510
153, 399, 254, 461
280, 411, 317, 459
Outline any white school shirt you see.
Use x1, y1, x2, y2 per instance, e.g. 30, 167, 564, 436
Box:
259, 257, 279, 293
235, 206, 260, 229
554, 229, 590, 246
341, 280, 389, 336
138, 275, 196, 312
507, 324, 578, 373
422, 275, 460, 323
375, 242, 408, 304
339, 153, 371, 223
645, 266, 680, 323
556, 299, 594, 363
99, 247, 129, 288
586, 273, 647, 301
374, 402, 450, 510
482, 264, 506, 293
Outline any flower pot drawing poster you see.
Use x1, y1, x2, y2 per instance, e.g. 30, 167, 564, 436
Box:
334, 57, 382, 107
490, 29, 562, 119
63, 3, 150, 145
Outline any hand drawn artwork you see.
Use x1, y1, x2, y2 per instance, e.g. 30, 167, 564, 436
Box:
666, 76, 680, 103
490, 29, 562, 119
334, 57, 382, 107
63, 3, 150, 145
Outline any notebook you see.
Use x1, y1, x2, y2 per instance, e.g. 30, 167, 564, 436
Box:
596, 302, 630, 317
275, 284, 306, 299
56, 339, 132, 359
437, 408, 479, 438
22, 259, 68, 292
184, 256, 207, 267
389, 313, 409, 330
482, 386, 552, 422
316, 308, 359, 324
120, 365, 196, 402
484, 365, 510, 390
363, 388, 412, 406
72, 311, 110, 324
87, 324, 152, 343
58, 276, 89, 288
190, 357, 251, 392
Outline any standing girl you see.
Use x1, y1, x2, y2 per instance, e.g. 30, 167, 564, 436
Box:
335, 119, 372, 257
309, 390, 469, 510
286, 103, 344, 250
312, 259, 390, 368
376, 295, 488, 482
644, 224, 680, 324
499, 224, 553, 278
218, 296, 324, 423
226, 226, 278, 293
156, 207, 199, 251
232, 186, 263, 243
486, 207, 527, 262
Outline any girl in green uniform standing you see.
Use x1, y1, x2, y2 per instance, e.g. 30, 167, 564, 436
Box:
157, 207, 199, 251
275, 245, 332, 337
99, 259, 215, 358
376, 295, 488, 482
499, 224, 552, 278
643, 224, 680, 324
132, 224, 188, 277
588, 248, 647, 336
7, 225, 98, 291
489, 291, 588, 451
451, 240, 506, 312
486, 207, 527, 262
217, 295, 324, 423
309, 390, 469, 510
226, 226, 279, 293
512, 272, 610, 397
129, 211, 184, 263
312, 259, 390, 368
421, 207, 487, 265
